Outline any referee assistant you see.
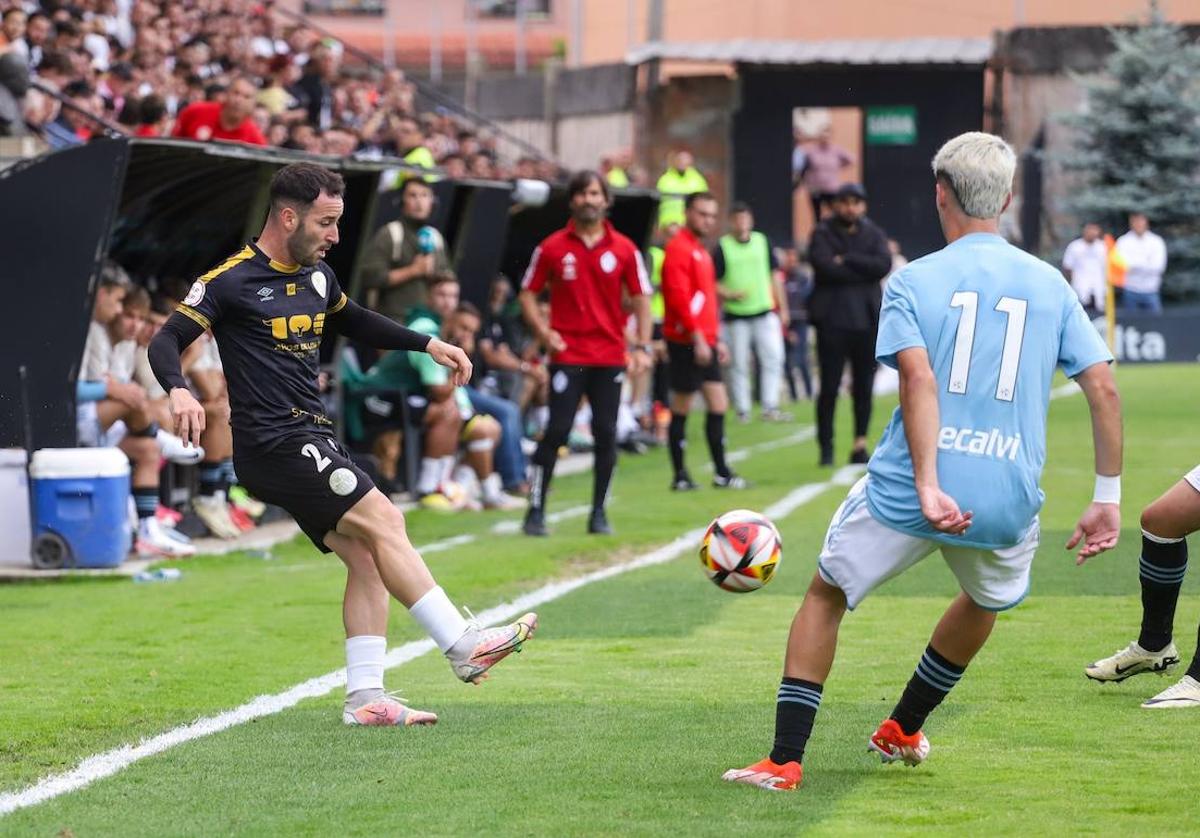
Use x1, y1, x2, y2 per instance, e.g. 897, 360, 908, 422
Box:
519, 170, 653, 536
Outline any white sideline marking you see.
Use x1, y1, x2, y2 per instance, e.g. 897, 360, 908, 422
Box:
0, 432, 837, 818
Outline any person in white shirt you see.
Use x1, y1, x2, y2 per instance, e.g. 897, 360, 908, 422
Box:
1062, 222, 1108, 313
1115, 213, 1167, 314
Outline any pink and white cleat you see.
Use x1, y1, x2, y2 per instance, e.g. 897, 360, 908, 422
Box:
447, 611, 538, 684
342, 691, 438, 727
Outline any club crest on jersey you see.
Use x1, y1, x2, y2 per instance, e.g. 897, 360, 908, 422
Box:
599, 251, 617, 274
561, 253, 577, 280
311, 271, 327, 298
183, 280, 205, 306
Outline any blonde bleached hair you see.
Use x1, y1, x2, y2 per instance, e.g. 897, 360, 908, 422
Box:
931, 132, 1016, 220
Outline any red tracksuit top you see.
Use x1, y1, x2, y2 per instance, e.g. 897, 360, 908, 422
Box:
521, 220, 651, 366
661, 226, 720, 345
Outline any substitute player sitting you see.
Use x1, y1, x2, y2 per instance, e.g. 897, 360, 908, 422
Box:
149, 163, 536, 727
723, 132, 1123, 790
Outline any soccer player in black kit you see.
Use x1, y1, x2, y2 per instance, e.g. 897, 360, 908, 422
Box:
149, 163, 537, 726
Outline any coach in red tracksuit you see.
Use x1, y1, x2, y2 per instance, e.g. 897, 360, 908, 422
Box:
518, 170, 653, 536
661, 192, 746, 491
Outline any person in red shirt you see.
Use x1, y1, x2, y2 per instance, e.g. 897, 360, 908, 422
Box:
172, 76, 266, 146
661, 192, 746, 491
518, 170, 653, 536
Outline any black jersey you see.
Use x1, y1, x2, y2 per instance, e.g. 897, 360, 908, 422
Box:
177, 242, 348, 455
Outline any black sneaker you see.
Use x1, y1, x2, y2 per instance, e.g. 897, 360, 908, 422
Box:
671, 473, 699, 492
849, 448, 870, 465
819, 448, 834, 467
587, 509, 612, 535
522, 507, 548, 537
712, 473, 750, 489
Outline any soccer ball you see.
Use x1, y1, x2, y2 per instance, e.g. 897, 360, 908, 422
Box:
700, 509, 782, 593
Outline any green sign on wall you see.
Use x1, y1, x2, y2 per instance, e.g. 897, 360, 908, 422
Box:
866, 106, 917, 146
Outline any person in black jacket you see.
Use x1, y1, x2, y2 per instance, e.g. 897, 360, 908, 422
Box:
807, 183, 892, 466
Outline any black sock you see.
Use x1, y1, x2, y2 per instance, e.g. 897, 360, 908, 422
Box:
705, 412, 730, 478
1137, 531, 1187, 652
133, 487, 158, 521
198, 461, 225, 497
890, 645, 965, 736
668, 413, 687, 478
770, 677, 822, 765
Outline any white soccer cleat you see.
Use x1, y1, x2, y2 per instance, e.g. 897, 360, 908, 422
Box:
342, 691, 438, 726
446, 611, 537, 684
1141, 675, 1200, 709
135, 516, 197, 558
156, 428, 205, 465
1085, 641, 1179, 683
193, 494, 242, 540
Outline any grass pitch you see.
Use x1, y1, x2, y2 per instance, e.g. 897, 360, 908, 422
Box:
1, 364, 1197, 836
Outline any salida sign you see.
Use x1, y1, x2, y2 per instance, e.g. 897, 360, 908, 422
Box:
1091, 312, 1200, 363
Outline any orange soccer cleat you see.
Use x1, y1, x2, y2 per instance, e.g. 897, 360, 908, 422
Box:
721, 757, 803, 791
868, 719, 930, 766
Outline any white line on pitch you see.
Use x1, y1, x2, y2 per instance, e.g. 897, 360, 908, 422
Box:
0, 442, 840, 818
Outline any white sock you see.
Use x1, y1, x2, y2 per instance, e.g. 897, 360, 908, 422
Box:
481, 472, 504, 505
416, 457, 441, 495
345, 635, 387, 695
438, 455, 456, 485
409, 586, 470, 653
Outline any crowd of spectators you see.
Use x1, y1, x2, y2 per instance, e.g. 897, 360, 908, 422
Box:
0, 0, 575, 181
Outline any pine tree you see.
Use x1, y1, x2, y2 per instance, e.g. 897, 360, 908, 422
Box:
1061, 0, 1200, 300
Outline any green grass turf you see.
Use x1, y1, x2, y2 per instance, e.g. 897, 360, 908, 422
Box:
3, 364, 1198, 836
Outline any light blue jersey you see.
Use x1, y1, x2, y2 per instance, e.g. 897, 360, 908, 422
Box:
868, 232, 1112, 549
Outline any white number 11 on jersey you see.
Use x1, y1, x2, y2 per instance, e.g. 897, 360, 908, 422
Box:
948, 291, 1028, 402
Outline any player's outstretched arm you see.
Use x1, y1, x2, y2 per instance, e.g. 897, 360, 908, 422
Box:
148, 313, 208, 447
326, 297, 472, 386
1067, 362, 1123, 564
897, 346, 972, 536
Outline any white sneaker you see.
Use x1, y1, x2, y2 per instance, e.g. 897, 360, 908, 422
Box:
136, 516, 197, 558
1142, 675, 1200, 709
156, 429, 205, 465
1085, 641, 1179, 683
481, 473, 524, 510
193, 493, 242, 539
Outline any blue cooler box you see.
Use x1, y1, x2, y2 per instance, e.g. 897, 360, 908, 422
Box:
30, 448, 131, 568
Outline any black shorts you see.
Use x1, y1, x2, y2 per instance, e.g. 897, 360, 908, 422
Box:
234, 433, 374, 552
666, 341, 723, 394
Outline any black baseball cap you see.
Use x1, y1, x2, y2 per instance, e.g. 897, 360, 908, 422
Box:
834, 182, 867, 200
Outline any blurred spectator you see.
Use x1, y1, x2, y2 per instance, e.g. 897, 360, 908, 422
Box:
289, 40, 336, 130
0, 7, 25, 50
172, 75, 265, 145
601, 153, 629, 188
43, 79, 94, 149
778, 245, 813, 401
887, 238, 908, 278
513, 155, 538, 179
807, 182, 891, 467
713, 201, 789, 422
10, 10, 49, 71
133, 93, 169, 137
359, 177, 453, 324
800, 127, 855, 223
1062, 222, 1107, 314
656, 147, 708, 228
393, 113, 436, 176
256, 55, 305, 119
98, 62, 134, 117
0, 49, 29, 137
439, 152, 467, 179
1116, 212, 1166, 313
283, 120, 319, 152
34, 49, 73, 89
467, 151, 494, 180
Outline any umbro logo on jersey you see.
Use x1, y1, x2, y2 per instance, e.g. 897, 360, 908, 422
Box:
257, 287, 274, 302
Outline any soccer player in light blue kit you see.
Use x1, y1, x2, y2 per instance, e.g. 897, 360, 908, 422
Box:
724, 132, 1125, 791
